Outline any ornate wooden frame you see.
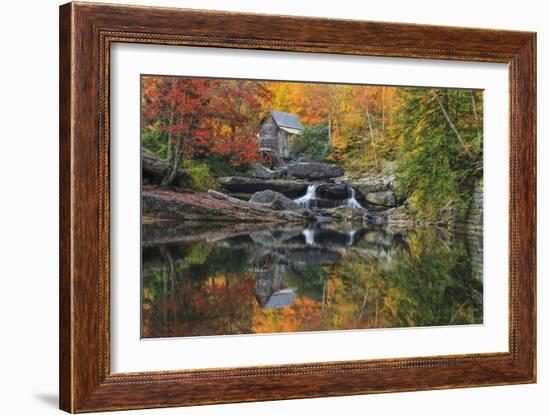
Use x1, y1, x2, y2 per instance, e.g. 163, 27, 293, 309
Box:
59, 2, 536, 412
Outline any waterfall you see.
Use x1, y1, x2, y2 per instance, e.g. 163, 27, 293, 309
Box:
294, 183, 367, 211
302, 228, 316, 246
294, 184, 318, 209
345, 187, 366, 210
346, 230, 357, 247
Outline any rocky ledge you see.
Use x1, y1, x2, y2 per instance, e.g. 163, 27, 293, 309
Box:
286, 162, 344, 180
217, 176, 309, 198
142, 186, 312, 223
252, 161, 344, 181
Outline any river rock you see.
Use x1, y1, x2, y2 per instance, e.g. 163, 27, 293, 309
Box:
323, 206, 367, 222
250, 190, 305, 212
286, 162, 344, 180
351, 175, 395, 194
316, 183, 352, 200
217, 177, 308, 197
365, 190, 397, 207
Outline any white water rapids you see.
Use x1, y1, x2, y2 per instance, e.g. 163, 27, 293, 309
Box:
294, 183, 366, 211
294, 184, 318, 208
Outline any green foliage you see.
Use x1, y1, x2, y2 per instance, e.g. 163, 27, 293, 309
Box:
182, 160, 217, 192
195, 155, 248, 177
392, 88, 483, 220
339, 129, 387, 174
291, 123, 331, 162
141, 123, 169, 159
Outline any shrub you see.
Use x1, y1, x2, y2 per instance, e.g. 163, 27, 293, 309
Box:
183, 160, 217, 192
141, 123, 168, 159
291, 123, 331, 162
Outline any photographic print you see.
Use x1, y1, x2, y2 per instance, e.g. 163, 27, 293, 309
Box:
140, 76, 484, 339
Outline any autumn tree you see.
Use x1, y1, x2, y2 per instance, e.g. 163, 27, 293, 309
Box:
141, 76, 272, 185
392, 87, 483, 219
142, 76, 214, 185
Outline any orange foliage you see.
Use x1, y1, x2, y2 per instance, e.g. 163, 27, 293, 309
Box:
252, 297, 322, 334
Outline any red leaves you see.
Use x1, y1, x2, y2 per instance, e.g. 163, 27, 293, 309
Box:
142, 76, 271, 166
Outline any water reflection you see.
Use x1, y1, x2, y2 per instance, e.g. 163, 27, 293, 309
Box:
141, 222, 482, 338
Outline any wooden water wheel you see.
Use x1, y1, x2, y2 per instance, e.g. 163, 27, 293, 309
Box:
258, 149, 275, 169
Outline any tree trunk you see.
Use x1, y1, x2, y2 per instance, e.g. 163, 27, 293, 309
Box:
365, 99, 379, 168
381, 87, 385, 132
328, 114, 332, 149
165, 109, 176, 167
165, 77, 178, 167
162, 135, 184, 186
162, 114, 188, 186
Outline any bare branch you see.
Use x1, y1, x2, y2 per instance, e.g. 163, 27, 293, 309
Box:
432, 90, 468, 152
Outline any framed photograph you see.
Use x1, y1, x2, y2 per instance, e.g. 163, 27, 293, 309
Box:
59, 2, 536, 412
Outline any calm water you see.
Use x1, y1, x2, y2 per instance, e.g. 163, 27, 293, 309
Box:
141, 222, 483, 338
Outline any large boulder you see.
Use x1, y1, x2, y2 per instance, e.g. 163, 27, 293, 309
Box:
250, 190, 304, 212
250, 190, 315, 221
217, 177, 308, 197
316, 183, 352, 200
351, 175, 395, 195
286, 162, 344, 180
365, 190, 397, 207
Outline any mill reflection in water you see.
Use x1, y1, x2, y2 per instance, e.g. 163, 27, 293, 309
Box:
141, 222, 483, 338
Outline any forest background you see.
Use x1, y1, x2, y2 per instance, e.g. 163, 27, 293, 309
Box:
141, 77, 483, 220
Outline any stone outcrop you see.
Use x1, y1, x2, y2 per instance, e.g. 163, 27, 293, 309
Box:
316, 183, 351, 200
452, 178, 483, 237
350, 175, 395, 194
250, 190, 312, 217
286, 162, 344, 180
450, 178, 483, 280
217, 177, 309, 197
345, 174, 398, 208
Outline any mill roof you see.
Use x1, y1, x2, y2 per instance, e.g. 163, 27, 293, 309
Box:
269, 109, 304, 132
